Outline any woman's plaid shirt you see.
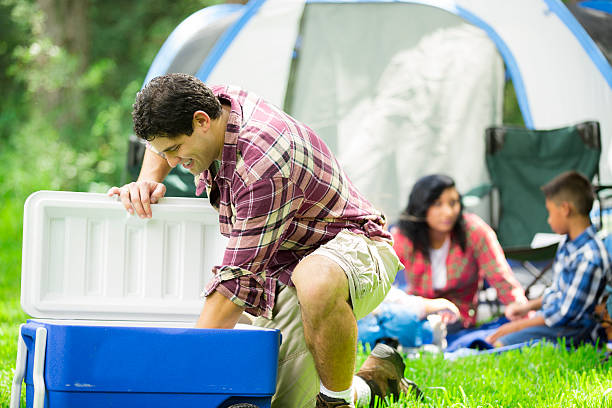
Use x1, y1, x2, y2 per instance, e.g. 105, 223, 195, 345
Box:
392, 213, 526, 327
195, 85, 391, 319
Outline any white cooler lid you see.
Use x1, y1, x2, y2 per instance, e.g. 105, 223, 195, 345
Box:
21, 191, 228, 322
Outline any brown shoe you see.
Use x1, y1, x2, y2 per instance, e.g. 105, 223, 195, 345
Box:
356, 343, 423, 406
315, 393, 352, 407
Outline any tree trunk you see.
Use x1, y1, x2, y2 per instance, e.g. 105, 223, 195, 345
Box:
36, 0, 89, 126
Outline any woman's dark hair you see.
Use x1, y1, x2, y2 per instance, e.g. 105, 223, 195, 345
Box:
398, 174, 466, 259
132, 73, 222, 141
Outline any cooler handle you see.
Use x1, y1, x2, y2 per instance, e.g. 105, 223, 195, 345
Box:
10, 326, 47, 408
9, 324, 26, 408
32, 327, 48, 408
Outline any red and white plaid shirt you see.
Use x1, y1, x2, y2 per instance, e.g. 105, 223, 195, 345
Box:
197, 85, 391, 318
392, 213, 526, 326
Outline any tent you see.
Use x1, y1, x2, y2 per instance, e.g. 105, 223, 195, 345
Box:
138, 0, 612, 223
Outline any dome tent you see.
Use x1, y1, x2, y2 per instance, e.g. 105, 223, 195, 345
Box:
137, 0, 612, 223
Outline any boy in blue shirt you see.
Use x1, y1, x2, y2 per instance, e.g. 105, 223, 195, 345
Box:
486, 171, 609, 347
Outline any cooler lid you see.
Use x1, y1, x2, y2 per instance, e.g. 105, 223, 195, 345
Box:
21, 191, 228, 322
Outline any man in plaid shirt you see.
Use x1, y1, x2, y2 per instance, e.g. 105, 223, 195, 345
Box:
487, 171, 609, 347
109, 74, 415, 407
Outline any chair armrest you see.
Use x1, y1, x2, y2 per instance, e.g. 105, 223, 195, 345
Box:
463, 183, 493, 198
462, 183, 493, 207
594, 184, 612, 193
503, 242, 558, 262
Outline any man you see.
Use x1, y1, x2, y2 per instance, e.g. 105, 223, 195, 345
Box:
109, 73, 418, 407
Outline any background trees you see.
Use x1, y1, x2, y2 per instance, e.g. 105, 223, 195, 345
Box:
0, 0, 224, 199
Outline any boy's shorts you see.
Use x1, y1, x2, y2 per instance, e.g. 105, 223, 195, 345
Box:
252, 229, 402, 407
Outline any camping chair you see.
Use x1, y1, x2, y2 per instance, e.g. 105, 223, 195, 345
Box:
480, 121, 604, 298
127, 135, 200, 198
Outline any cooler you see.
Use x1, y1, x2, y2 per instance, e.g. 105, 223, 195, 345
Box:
10, 191, 281, 408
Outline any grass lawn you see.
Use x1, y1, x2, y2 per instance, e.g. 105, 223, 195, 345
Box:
0, 197, 28, 408
1, 196, 611, 407
361, 343, 612, 407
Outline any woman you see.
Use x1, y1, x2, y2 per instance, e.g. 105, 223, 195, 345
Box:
392, 174, 527, 331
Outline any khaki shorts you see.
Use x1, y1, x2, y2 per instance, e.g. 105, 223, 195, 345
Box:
252, 229, 402, 408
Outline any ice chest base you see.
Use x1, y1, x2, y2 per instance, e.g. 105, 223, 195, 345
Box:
19, 319, 279, 408
12, 192, 281, 408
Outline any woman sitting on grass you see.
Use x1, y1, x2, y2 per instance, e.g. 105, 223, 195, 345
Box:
392, 174, 527, 333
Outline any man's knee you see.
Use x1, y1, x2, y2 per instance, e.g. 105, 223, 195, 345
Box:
292, 255, 350, 312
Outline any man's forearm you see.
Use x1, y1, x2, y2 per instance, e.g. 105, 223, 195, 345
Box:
195, 290, 246, 329
138, 148, 172, 182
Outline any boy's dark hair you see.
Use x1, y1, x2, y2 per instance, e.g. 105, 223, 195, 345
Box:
541, 171, 595, 216
132, 73, 222, 141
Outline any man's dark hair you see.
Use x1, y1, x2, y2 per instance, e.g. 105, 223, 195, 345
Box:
398, 174, 466, 259
541, 170, 595, 216
132, 73, 222, 141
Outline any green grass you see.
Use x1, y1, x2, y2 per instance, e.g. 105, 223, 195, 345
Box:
1, 195, 611, 407
370, 343, 612, 407
0, 196, 28, 408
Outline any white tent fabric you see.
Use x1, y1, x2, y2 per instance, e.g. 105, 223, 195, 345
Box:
205, 0, 304, 106
335, 23, 503, 220
198, 0, 612, 221
456, 0, 612, 180
282, 3, 503, 221
143, 5, 243, 85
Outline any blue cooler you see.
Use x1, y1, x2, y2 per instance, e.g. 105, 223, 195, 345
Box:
11, 191, 281, 408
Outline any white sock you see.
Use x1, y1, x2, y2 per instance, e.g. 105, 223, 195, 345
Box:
320, 381, 354, 406
353, 375, 371, 407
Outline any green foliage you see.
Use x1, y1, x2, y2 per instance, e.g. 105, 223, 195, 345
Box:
0, 197, 27, 408
0, 0, 30, 141
503, 79, 525, 127
0, 0, 222, 200
0, 1, 223, 406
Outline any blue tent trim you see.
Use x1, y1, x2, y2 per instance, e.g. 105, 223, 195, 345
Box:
196, 0, 265, 81
162, 0, 608, 128
579, 0, 612, 15
143, 4, 243, 87
194, 0, 535, 128
453, 5, 534, 128
545, 0, 612, 89
306, 0, 534, 127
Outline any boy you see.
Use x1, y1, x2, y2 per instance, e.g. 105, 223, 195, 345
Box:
486, 171, 609, 347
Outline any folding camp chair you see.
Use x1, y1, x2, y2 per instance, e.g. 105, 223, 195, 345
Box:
127, 135, 200, 198
483, 121, 603, 298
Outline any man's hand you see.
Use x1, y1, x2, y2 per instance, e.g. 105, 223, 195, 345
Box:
107, 180, 166, 218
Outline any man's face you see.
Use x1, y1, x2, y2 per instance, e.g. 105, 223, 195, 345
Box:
545, 198, 570, 235
149, 112, 222, 175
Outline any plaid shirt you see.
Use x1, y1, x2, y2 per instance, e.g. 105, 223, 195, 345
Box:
392, 213, 526, 327
539, 225, 608, 329
196, 85, 391, 318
